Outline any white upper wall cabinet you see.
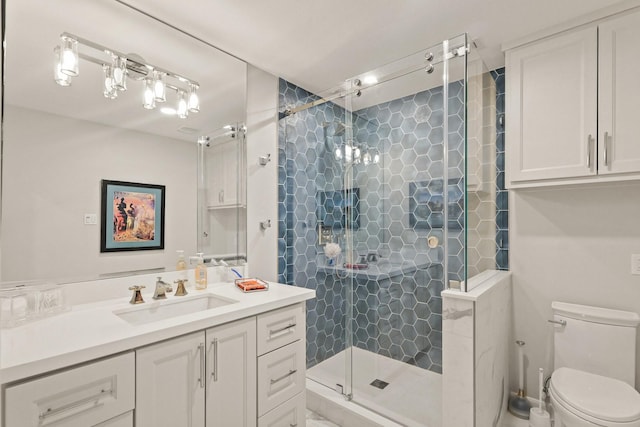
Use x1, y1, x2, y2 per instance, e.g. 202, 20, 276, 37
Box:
506, 8, 640, 188
598, 10, 640, 175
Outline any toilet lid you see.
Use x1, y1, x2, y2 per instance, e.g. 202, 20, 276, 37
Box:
551, 367, 640, 422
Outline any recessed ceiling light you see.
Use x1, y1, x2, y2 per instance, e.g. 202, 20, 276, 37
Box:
160, 107, 176, 115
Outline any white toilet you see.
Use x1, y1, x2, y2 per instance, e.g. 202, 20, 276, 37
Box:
549, 301, 640, 426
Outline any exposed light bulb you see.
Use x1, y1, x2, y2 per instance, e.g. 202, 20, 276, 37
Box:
53, 46, 71, 86
112, 56, 127, 91
354, 147, 361, 159
187, 84, 200, 113
153, 71, 166, 103
143, 78, 156, 109
177, 90, 188, 119
103, 65, 118, 99
373, 152, 380, 164
334, 148, 342, 160
60, 36, 78, 77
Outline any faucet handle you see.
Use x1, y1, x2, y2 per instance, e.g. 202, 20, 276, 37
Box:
129, 285, 146, 304
173, 279, 189, 296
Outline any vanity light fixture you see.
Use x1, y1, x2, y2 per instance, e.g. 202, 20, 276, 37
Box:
334, 142, 380, 166
53, 32, 201, 119
53, 47, 71, 86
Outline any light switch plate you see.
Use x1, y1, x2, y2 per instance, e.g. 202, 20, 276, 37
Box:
84, 213, 98, 225
631, 254, 640, 275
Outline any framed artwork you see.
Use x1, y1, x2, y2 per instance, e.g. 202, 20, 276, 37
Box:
409, 178, 464, 230
100, 180, 165, 252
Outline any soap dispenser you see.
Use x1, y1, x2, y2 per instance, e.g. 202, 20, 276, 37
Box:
195, 253, 207, 290
176, 250, 188, 281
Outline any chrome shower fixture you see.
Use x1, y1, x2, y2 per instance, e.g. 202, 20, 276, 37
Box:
54, 32, 200, 118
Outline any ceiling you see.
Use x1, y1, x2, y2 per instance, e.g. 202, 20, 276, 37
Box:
120, 0, 632, 96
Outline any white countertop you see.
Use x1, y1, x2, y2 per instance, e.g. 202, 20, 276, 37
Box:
0, 281, 315, 385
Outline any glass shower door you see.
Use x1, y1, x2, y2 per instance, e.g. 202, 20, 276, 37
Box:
340, 35, 468, 426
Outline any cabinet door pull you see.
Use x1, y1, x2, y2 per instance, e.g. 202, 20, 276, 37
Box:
587, 134, 593, 168
604, 131, 610, 167
198, 343, 205, 388
270, 369, 297, 384
210, 338, 219, 382
39, 388, 112, 420
270, 323, 296, 336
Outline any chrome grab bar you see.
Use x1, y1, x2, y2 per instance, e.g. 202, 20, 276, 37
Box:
39, 388, 111, 420
548, 319, 567, 326
270, 369, 297, 385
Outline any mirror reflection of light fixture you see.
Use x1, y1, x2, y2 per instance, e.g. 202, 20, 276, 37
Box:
53, 32, 201, 119
59, 35, 79, 77
142, 78, 156, 109
188, 83, 200, 113
176, 90, 188, 119
153, 71, 166, 103
53, 46, 71, 86
334, 141, 380, 166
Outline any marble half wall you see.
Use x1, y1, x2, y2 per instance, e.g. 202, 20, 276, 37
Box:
442, 270, 512, 427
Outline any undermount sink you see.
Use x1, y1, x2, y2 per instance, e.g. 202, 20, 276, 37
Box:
114, 294, 237, 325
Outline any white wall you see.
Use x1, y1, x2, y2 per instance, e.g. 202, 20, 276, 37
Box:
1, 106, 197, 282
510, 182, 640, 393
246, 65, 279, 281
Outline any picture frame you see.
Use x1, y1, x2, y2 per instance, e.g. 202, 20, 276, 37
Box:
100, 180, 165, 252
409, 178, 464, 230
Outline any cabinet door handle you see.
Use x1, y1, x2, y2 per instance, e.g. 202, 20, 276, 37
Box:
587, 134, 593, 168
270, 369, 297, 384
270, 323, 296, 336
39, 388, 112, 420
198, 343, 205, 388
210, 338, 219, 382
604, 131, 610, 167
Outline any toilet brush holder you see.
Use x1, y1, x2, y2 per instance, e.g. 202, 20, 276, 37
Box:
529, 408, 551, 427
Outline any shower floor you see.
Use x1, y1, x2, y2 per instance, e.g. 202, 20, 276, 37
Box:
307, 347, 442, 427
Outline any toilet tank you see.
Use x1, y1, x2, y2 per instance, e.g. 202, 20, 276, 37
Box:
552, 301, 640, 386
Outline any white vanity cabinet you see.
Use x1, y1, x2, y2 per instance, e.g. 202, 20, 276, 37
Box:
4, 352, 135, 427
135, 332, 206, 427
257, 303, 307, 426
136, 317, 257, 427
506, 8, 640, 187
205, 316, 257, 427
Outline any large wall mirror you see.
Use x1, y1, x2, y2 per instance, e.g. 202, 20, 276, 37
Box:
0, 0, 247, 284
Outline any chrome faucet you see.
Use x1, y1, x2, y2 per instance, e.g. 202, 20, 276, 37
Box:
153, 277, 170, 300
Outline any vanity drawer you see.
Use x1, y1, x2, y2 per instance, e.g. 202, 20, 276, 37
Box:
257, 303, 305, 355
5, 352, 135, 427
96, 411, 133, 427
258, 392, 305, 427
258, 339, 306, 416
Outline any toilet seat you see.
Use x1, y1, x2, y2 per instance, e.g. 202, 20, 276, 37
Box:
550, 367, 640, 425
